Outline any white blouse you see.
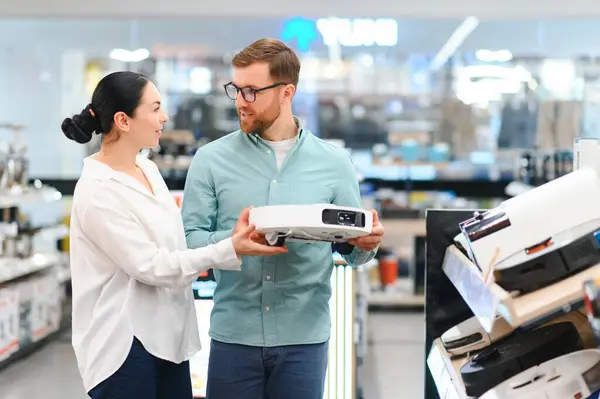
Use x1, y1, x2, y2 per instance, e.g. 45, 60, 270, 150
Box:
69, 155, 241, 392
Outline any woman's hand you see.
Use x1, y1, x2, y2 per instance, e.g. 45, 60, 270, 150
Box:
232, 207, 288, 256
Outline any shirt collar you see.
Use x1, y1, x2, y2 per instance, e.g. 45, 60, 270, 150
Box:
81, 155, 118, 181
81, 154, 158, 199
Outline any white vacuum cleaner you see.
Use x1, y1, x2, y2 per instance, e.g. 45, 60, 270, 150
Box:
441, 315, 515, 356
455, 167, 600, 292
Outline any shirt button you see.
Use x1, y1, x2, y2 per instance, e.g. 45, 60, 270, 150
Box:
272, 180, 277, 184
266, 150, 271, 154
265, 305, 271, 311
266, 275, 271, 281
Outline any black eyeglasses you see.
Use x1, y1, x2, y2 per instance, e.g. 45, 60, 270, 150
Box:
223, 81, 287, 103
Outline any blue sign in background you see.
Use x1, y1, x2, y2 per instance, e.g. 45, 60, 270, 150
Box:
280, 17, 318, 52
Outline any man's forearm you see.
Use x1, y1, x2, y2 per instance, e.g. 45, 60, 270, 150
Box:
186, 228, 233, 249
342, 246, 378, 267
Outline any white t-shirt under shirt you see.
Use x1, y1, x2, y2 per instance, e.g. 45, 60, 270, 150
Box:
264, 135, 298, 168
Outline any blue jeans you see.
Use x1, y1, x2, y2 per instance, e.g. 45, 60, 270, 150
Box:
206, 339, 328, 399
88, 337, 193, 399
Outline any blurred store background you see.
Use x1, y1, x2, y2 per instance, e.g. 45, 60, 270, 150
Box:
0, 5, 599, 398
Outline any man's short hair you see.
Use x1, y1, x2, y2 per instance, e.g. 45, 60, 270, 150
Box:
232, 38, 301, 87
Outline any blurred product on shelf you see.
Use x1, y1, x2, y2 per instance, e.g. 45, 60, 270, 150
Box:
536, 100, 582, 150
0, 123, 30, 196
497, 94, 538, 149
583, 278, 600, 345
377, 250, 398, 287
435, 99, 477, 159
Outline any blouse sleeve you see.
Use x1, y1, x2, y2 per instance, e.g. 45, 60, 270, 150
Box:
81, 200, 241, 288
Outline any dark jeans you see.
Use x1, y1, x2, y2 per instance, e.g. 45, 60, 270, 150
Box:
88, 337, 192, 399
206, 339, 328, 399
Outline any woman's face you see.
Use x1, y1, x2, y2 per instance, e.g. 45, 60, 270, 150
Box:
127, 82, 169, 149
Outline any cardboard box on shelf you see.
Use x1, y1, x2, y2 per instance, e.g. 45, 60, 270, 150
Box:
0, 286, 19, 361
30, 274, 62, 342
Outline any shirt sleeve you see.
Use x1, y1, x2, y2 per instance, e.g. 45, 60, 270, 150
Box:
182, 149, 233, 249
332, 151, 378, 267
82, 200, 241, 288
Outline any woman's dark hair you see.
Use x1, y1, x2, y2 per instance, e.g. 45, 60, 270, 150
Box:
61, 71, 149, 144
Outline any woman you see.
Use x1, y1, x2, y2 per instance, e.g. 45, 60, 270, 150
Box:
62, 71, 287, 399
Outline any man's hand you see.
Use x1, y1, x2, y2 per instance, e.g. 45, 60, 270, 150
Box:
348, 209, 384, 252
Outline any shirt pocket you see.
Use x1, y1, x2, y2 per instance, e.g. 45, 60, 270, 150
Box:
289, 182, 334, 205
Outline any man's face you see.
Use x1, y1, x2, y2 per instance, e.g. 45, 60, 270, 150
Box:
232, 62, 281, 135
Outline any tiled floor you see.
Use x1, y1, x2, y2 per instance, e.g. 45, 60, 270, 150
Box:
0, 311, 424, 399
363, 310, 425, 399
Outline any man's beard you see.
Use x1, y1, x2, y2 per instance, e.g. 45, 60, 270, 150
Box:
238, 103, 280, 135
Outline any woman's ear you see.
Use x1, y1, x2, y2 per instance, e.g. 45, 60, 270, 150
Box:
113, 111, 130, 132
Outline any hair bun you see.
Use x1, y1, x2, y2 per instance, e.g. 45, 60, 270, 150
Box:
61, 104, 101, 144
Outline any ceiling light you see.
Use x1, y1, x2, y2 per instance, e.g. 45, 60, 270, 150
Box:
475, 49, 513, 62
109, 48, 150, 63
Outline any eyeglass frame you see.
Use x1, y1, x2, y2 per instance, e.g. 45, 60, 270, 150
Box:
223, 81, 288, 103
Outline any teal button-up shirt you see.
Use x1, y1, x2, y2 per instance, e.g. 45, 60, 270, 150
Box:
181, 118, 377, 347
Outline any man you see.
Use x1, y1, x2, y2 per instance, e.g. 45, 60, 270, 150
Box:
182, 38, 384, 399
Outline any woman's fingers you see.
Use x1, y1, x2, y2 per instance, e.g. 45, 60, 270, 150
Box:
249, 232, 268, 245
253, 242, 288, 254
241, 223, 256, 237
235, 206, 253, 231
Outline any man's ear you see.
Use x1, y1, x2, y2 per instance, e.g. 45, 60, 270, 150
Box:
113, 111, 130, 132
282, 84, 296, 104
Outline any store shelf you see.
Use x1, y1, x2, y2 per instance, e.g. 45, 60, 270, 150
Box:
34, 176, 514, 197
0, 252, 61, 285
382, 218, 426, 237
363, 178, 512, 198
0, 185, 62, 208
426, 339, 473, 399
366, 277, 424, 308
368, 291, 425, 307
36, 224, 69, 240
442, 245, 598, 332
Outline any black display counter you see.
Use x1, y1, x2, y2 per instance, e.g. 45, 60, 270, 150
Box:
423, 209, 482, 399
31, 177, 513, 198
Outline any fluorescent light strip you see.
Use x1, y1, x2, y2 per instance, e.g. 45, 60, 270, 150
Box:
323, 268, 332, 399
344, 268, 351, 396
109, 48, 150, 63
346, 267, 358, 399
328, 267, 338, 399
430, 16, 479, 71
324, 266, 357, 399
336, 266, 345, 397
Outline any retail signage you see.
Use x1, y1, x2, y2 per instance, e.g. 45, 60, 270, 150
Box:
316, 17, 398, 47
281, 17, 398, 51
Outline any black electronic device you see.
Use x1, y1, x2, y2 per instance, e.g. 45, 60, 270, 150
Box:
460, 321, 584, 397
494, 227, 600, 293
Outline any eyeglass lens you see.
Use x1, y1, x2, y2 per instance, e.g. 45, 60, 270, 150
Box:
225, 84, 255, 102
